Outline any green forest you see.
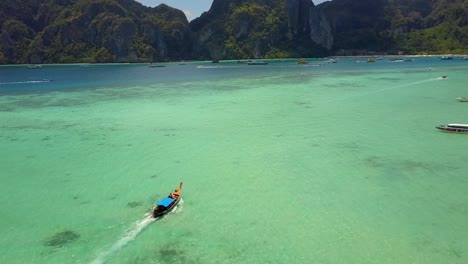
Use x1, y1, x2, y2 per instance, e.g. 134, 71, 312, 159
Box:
0, 0, 467, 64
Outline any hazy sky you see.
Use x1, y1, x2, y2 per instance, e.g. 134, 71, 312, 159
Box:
136, 0, 330, 21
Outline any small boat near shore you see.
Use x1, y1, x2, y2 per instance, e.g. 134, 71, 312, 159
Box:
247, 61, 268, 65
436, 124, 468, 133
456, 97, 468, 102
27, 65, 43, 69
153, 182, 183, 218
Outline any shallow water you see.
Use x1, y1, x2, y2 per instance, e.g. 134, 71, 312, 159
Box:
0, 58, 467, 263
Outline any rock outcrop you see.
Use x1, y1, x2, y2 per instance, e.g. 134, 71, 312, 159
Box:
0, 0, 191, 63
190, 0, 333, 60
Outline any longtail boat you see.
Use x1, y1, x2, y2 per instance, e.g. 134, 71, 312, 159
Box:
153, 182, 183, 218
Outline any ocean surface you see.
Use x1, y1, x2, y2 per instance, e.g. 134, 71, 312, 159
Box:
0, 57, 467, 264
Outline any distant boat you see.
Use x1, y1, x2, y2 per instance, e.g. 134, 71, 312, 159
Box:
247, 61, 268, 65
153, 182, 183, 218
149, 63, 165, 68
367, 58, 375, 63
436, 124, 468, 133
441, 56, 453, 60
456, 97, 468, 102
297, 59, 308, 64
27, 65, 43, 69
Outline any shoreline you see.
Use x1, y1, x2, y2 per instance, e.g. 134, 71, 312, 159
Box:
0, 54, 467, 67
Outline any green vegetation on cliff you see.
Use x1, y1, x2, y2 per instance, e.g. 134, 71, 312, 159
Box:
0, 0, 467, 64
392, 0, 468, 54
0, 0, 191, 64
322, 0, 468, 54
223, 1, 292, 58
191, 0, 328, 60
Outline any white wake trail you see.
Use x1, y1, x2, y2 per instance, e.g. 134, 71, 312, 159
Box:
90, 213, 155, 264
321, 77, 442, 104
0, 80, 53, 85
90, 199, 184, 264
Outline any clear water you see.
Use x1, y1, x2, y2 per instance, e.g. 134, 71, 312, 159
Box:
1, 58, 467, 264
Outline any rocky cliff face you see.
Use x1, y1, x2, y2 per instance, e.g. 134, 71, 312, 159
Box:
0, 0, 466, 64
0, 0, 191, 63
309, 6, 333, 50
190, 0, 333, 60
289, 0, 333, 50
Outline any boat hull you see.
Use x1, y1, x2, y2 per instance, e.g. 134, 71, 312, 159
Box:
436, 126, 468, 133
153, 197, 180, 218
152, 182, 183, 218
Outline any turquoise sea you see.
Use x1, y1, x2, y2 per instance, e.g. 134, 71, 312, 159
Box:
0, 57, 467, 264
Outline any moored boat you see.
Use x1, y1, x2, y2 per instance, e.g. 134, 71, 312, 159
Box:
27, 65, 43, 69
436, 124, 468, 133
456, 97, 468, 102
247, 61, 268, 65
153, 182, 183, 218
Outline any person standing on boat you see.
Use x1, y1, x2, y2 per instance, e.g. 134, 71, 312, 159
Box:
170, 188, 181, 199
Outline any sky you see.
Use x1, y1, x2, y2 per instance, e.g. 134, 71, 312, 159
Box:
136, 0, 330, 21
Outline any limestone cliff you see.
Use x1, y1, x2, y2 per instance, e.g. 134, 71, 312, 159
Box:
190, 0, 332, 60
1, 0, 191, 63
0, 0, 467, 64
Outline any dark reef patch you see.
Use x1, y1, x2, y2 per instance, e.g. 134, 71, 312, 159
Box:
79, 200, 91, 205
376, 77, 400, 82
43, 230, 80, 248
294, 101, 309, 106
400, 160, 431, 171
322, 82, 364, 89
365, 156, 385, 168
159, 247, 187, 263
0, 106, 14, 112
127, 201, 143, 208
447, 247, 463, 258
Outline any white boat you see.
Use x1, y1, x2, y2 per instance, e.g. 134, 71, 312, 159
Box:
436, 124, 468, 133
27, 65, 43, 69
456, 97, 468, 102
